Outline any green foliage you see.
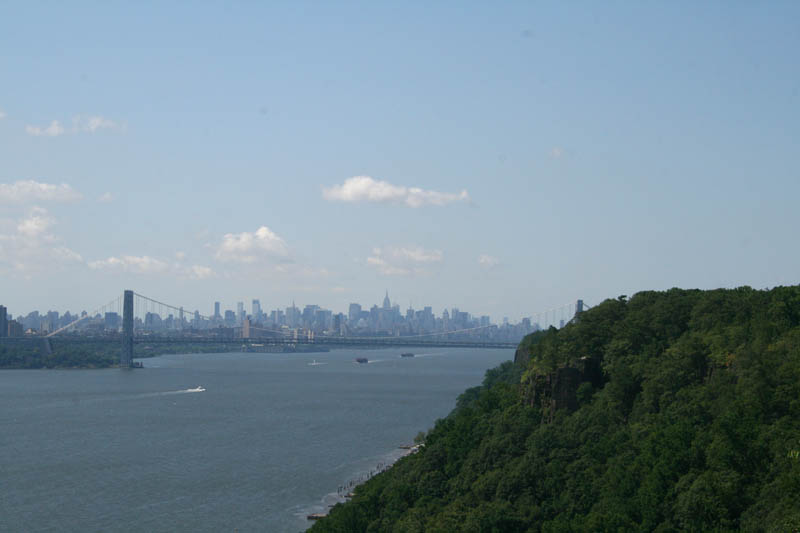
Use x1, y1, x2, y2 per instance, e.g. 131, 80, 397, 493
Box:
0, 341, 118, 368
310, 286, 800, 532
0, 340, 251, 368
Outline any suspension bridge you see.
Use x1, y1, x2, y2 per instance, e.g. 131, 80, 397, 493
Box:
8, 290, 587, 367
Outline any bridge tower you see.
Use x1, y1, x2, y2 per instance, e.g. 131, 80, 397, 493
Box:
121, 290, 134, 368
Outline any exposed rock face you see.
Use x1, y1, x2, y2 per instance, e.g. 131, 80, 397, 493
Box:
528, 358, 603, 422
514, 346, 531, 366
530, 367, 582, 421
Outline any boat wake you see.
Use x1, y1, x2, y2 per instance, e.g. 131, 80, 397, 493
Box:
136, 386, 205, 398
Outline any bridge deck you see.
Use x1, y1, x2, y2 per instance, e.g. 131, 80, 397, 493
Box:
1, 336, 518, 350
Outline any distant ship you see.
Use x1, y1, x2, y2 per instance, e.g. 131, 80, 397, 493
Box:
186, 386, 205, 392
355, 357, 369, 364
400, 353, 414, 358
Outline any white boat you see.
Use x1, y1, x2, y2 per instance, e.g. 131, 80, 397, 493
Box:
186, 386, 206, 392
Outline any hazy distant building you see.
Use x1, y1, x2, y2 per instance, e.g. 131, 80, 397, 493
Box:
382, 291, 391, 310
104, 312, 121, 331
348, 303, 361, 324
214, 301, 221, 319
252, 299, 261, 319
0, 305, 7, 338
302, 305, 319, 328
7, 319, 22, 337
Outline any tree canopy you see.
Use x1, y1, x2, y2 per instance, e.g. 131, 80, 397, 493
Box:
311, 286, 800, 532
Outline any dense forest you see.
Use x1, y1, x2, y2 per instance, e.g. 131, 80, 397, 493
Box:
310, 286, 800, 532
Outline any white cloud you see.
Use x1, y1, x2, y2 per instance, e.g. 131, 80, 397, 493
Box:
0, 180, 83, 203
186, 265, 215, 280
216, 226, 289, 263
26, 120, 65, 137
367, 246, 443, 276
88, 255, 169, 274
87, 253, 215, 280
83, 115, 117, 132
97, 192, 114, 203
478, 254, 500, 270
0, 207, 83, 275
52, 246, 84, 263
550, 147, 564, 159
174, 251, 186, 260
323, 176, 470, 208
26, 115, 121, 137
393, 247, 443, 263
16, 207, 54, 238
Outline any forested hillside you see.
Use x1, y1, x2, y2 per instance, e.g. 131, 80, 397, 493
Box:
310, 286, 800, 532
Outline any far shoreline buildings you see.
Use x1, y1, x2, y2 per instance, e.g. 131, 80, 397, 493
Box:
1, 291, 569, 343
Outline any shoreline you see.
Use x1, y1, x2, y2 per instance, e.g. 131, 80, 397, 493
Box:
301, 443, 424, 524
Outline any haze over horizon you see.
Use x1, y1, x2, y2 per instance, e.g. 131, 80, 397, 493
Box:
1, 2, 798, 320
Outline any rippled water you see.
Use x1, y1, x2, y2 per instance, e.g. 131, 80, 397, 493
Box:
0, 347, 511, 532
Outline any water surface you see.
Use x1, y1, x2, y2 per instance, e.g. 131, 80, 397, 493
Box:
1, 347, 511, 532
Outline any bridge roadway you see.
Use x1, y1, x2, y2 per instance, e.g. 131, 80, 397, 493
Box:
138, 335, 518, 350
1, 335, 518, 350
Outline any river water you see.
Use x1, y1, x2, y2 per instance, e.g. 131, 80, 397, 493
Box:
0, 347, 511, 532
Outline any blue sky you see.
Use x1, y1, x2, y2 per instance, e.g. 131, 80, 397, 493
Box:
1, 1, 798, 320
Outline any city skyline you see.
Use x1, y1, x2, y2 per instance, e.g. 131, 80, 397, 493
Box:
1, 2, 798, 319
2, 289, 575, 334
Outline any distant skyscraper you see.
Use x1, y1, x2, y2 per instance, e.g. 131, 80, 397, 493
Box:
252, 299, 261, 318
214, 301, 220, 319
0, 305, 7, 338
7, 319, 22, 337
104, 312, 121, 331
382, 290, 391, 310
237, 302, 244, 324
348, 303, 361, 323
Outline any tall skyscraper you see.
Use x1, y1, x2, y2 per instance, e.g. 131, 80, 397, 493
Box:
237, 302, 245, 324
214, 301, 220, 319
0, 305, 7, 338
383, 290, 391, 310
348, 303, 361, 323
252, 299, 261, 318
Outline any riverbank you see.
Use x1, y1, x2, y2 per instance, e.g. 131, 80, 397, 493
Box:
301, 444, 424, 524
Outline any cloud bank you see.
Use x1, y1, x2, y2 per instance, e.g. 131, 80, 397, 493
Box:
367, 246, 443, 276
26, 115, 121, 137
87, 254, 215, 279
88, 255, 169, 274
0, 180, 83, 203
0, 207, 83, 275
323, 176, 470, 208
